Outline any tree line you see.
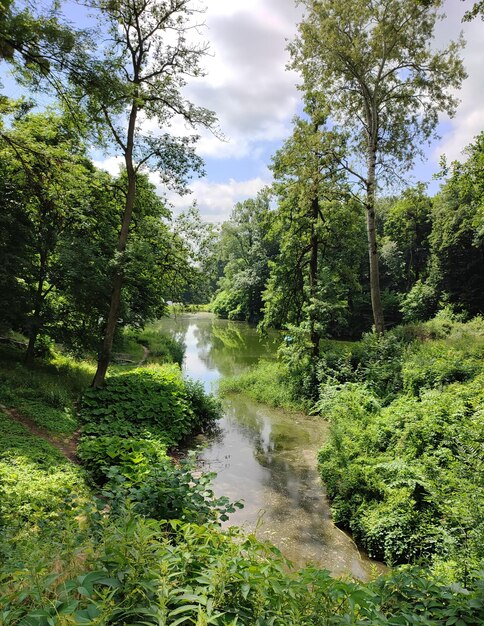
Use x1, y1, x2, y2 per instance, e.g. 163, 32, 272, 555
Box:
209, 0, 483, 358
1, 0, 216, 384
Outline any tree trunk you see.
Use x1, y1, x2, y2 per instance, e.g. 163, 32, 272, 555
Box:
366, 144, 385, 334
309, 196, 320, 359
92, 107, 138, 387
25, 252, 47, 365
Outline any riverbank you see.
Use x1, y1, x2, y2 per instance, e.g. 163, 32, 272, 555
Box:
218, 313, 484, 582
1, 325, 484, 623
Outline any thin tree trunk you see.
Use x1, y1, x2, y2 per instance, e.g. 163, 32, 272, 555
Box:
309, 196, 320, 359
92, 106, 138, 388
366, 144, 385, 334
25, 252, 47, 364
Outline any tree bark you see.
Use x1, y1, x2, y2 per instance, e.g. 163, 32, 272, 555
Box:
309, 195, 320, 359
92, 105, 138, 388
366, 143, 385, 334
25, 250, 47, 364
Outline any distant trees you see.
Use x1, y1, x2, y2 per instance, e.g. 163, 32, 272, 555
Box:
428, 133, 484, 316
212, 191, 277, 322
290, 0, 466, 333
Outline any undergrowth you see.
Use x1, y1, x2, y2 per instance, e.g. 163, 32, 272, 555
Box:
316, 315, 484, 578
219, 360, 304, 411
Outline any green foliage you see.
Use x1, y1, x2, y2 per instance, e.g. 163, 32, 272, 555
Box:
0, 411, 88, 534
219, 360, 302, 410
121, 326, 185, 365
211, 289, 248, 321
212, 191, 277, 323
77, 435, 169, 485
428, 133, 484, 317
0, 345, 94, 434
400, 279, 438, 322
1, 508, 484, 625
316, 319, 484, 575
81, 365, 222, 445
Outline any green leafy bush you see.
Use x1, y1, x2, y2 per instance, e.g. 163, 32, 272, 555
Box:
80, 365, 222, 445
317, 360, 484, 574
2, 511, 484, 625
77, 435, 169, 485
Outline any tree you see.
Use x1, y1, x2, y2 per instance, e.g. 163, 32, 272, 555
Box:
0, 0, 91, 105
462, 0, 484, 21
83, 0, 216, 387
290, 0, 466, 333
212, 190, 276, 322
381, 184, 432, 292
264, 107, 356, 355
428, 133, 484, 316
0, 107, 92, 361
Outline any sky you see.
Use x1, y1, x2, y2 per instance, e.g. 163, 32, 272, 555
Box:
161, 0, 484, 222
3, 0, 483, 223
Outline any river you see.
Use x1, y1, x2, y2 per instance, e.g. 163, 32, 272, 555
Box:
156, 312, 384, 580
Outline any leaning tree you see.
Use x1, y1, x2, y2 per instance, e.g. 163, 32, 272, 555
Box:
83, 0, 217, 387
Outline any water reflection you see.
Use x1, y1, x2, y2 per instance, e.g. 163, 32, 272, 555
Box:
156, 313, 384, 580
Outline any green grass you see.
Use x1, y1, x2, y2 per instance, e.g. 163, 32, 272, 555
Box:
121, 325, 185, 365
219, 360, 304, 410
0, 410, 89, 531
0, 345, 95, 435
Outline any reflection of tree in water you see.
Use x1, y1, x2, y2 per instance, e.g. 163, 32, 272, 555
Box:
224, 396, 328, 541
155, 314, 280, 378
204, 320, 279, 377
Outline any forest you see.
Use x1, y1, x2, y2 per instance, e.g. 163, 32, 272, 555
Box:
1, 0, 484, 624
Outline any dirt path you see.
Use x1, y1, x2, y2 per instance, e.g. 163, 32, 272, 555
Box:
0, 403, 80, 463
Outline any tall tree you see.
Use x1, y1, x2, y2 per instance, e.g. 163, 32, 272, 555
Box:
265, 107, 353, 356
0, 107, 92, 361
84, 0, 216, 387
290, 0, 466, 333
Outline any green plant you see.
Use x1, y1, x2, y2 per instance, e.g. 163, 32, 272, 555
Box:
80, 365, 221, 445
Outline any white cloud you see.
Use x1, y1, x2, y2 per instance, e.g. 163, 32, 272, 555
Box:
157, 0, 303, 160
92, 155, 124, 176
432, 1, 484, 162
166, 176, 269, 223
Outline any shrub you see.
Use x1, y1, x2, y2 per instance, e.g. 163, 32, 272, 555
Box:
77, 435, 169, 485
80, 365, 221, 445
317, 357, 484, 574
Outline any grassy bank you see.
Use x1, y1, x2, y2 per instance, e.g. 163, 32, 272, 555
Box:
316, 315, 484, 579
219, 360, 305, 410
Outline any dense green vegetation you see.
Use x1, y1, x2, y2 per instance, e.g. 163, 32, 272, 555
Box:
1, 347, 484, 623
1, 0, 484, 622
316, 315, 484, 578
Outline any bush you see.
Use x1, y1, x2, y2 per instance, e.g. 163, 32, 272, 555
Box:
317, 347, 484, 574
2, 510, 484, 625
77, 435, 169, 485
80, 365, 222, 445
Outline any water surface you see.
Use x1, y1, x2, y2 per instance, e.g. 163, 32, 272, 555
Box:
157, 313, 383, 580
